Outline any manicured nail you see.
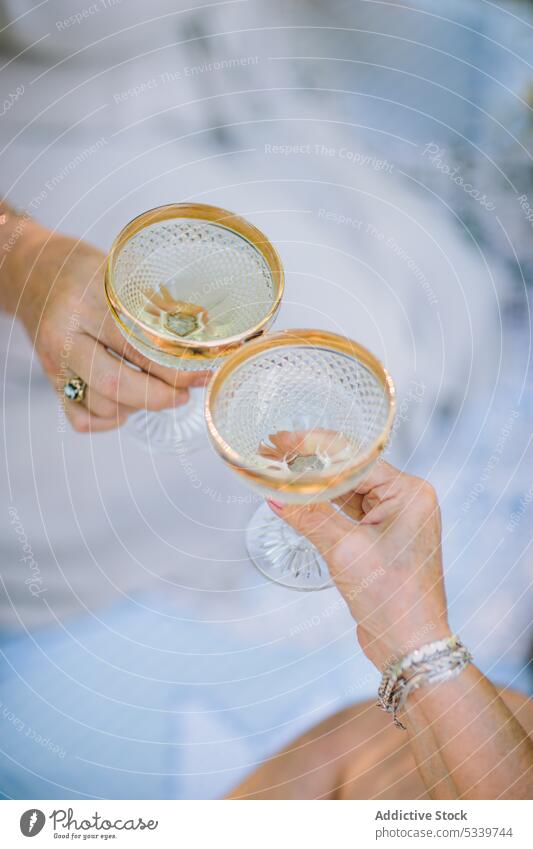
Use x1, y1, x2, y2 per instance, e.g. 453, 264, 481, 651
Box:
267, 499, 284, 512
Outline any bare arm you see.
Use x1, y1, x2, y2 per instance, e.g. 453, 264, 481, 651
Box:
0, 201, 43, 314
1, 199, 207, 431
403, 665, 532, 799
271, 460, 533, 800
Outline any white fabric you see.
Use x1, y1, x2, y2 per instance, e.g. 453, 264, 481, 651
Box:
0, 0, 531, 799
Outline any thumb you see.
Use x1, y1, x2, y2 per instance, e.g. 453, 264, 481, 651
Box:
266, 499, 355, 559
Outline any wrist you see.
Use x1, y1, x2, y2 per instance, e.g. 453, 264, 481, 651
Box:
359, 619, 453, 671
1, 207, 50, 315
378, 634, 473, 729
407, 660, 479, 707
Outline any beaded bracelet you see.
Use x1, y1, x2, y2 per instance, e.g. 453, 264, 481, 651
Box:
378, 634, 472, 729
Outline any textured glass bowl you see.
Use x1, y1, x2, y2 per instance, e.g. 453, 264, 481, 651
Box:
103, 203, 284, 453
205, 329, 395, 590
206, 329, 396, 503
105, 203, 284, 371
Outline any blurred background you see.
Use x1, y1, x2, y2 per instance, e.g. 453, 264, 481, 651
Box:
0, 0, 532, 798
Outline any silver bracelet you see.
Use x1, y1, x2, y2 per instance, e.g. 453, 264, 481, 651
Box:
378, 634, 472, 729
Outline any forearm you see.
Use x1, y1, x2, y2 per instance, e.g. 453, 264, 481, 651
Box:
402, 664, 533, 799
403, 699, 459, 799
0, 199, 48, 315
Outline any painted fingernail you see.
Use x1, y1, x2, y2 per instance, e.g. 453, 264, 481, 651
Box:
267, 499, 284, 512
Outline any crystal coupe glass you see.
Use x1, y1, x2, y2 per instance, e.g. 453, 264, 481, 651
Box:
205, 330, 396, 590
104, 203, 284, 453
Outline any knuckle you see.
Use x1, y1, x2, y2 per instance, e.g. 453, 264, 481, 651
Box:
36, 327, 61, 367
422, 481, 437, 500
331, 536, 353, 562
417, 480, 438, 509
99, 370, 120, 397
37, 319, 56, 349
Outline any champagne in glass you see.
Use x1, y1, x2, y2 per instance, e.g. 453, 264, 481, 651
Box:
205, 330, 396, 590
105, 204, 284, 453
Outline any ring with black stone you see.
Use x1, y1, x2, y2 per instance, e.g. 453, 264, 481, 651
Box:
63, 376, 87, 403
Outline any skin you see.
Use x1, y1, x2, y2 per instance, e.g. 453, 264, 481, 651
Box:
229, 459, 532, 800
228, 689, 532, 800
270, 456, 451, 661
0, 206, 209, 432
2, 209, 530, 799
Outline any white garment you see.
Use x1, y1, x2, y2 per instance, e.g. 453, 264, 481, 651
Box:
0, 0, 505, 630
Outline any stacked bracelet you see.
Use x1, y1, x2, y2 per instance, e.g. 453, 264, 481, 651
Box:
378, 634, 472, 730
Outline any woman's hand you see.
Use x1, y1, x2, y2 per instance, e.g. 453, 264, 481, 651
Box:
5, 220, 208, 432
268, 460, 533, 801
267, 460, 451, 668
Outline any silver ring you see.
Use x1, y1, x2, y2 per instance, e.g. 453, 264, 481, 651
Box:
63, 376, 87, 403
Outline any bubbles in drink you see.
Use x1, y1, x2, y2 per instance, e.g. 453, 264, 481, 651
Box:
257, 429, 361, 476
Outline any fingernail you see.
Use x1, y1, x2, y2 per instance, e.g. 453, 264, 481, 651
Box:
174, 390, 189, 405
267, 499, 284, 512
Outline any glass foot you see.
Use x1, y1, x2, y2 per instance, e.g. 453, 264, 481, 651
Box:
245, 502, 333, 590
123, 389, 207, 454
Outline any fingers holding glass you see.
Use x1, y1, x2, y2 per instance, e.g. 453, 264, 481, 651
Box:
66, 333, 190, 411
100, 313, 210, 390
206, 329, 395, 590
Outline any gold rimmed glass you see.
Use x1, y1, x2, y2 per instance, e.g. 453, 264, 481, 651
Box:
205, 330, 396, 590
104, 203, 284, 453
